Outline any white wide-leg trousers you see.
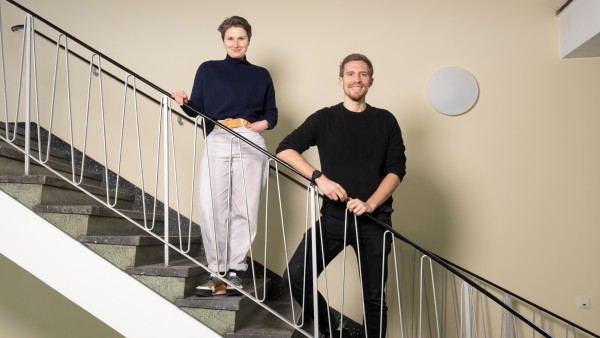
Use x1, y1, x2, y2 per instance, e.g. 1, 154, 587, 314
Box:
199, 127, 267, 273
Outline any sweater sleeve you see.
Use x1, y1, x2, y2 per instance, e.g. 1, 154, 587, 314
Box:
384, 115, 407, 181
276, 111, 320, 155
262, 72, 278, 130
182, 64, 205, 118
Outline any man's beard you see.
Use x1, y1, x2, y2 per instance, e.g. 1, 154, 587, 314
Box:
346, 87, 369, 102
346, 88, 367, 102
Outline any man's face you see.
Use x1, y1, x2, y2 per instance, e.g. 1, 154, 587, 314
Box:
338, 60, 373, 102
223, 26, 249, 59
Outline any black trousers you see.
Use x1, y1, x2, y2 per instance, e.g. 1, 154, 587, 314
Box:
284, 212, 393, 338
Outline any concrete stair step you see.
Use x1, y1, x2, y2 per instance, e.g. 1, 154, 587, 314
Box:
126, 258, 210, 305
0, 137, 72, 163
128, 257, 285, 336
175, 276, 270, 335
0, 123, 67, 149
176, 277, 269, 310
79, 234, 202, 270
34, 205, 162, 239
0, 122, 46, 139
127, 257, 209, 278
0, 175, 134, 209
0, 145, 103, 184
224, 300, 302, 338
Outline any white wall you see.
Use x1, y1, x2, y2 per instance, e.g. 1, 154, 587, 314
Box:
0, 255, 122, 338
0, 189, 219, 338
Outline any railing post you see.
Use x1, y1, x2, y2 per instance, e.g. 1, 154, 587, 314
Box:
162, 95, 170, 266
463, 282, 472, 338
502, 294, 513, 338
309, 184, 319, 338
23, 14, 32, 175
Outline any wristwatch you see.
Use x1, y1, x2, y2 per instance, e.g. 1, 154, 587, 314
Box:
310, 170, 322, 184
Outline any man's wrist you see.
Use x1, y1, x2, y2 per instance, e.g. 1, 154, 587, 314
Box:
365, 200, 377, 213
310, 170, 322, 184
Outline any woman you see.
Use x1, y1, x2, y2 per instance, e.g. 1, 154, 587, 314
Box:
172, 16, 277, 297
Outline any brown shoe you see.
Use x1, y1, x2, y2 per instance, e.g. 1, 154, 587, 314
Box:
195, 275, 226, 297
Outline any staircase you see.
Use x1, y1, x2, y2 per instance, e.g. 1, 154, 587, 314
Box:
0, 123, 300, 337
4, 2, 600, 337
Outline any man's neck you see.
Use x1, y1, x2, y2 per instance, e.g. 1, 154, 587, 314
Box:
343, 99, 367, 113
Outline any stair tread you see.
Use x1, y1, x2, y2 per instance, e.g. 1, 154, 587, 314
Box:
0, 137, 71, 160
32, 204, 160, 219
176, 277, 269, 311
79, 234, 202, 246
127, 258, 209, 277
224, 300, 300, 338
0, 123, 49, 139
0, 174, 135, 201
0, 145, 103, 181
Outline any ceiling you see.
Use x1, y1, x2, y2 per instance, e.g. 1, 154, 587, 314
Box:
556, 0, 600, 58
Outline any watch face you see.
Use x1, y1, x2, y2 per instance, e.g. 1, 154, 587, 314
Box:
312, 170, 322, 182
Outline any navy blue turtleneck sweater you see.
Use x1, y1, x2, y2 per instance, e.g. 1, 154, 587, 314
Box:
183, 55, 278, 134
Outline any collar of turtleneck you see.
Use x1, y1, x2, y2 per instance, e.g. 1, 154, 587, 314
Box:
225, 54, 250, 65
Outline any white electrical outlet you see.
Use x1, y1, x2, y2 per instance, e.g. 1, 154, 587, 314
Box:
577, 296, 591, 309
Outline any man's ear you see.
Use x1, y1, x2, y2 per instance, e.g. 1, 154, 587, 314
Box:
338, 77, 343, 87
369, 77, 374, 87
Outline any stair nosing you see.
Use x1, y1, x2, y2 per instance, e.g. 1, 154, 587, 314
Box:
126, 258, 208, 277
175, 278, 268, 311
79, 234, 202, 246
0, 145, 103, 181
0, 137, 71, 160
32, 204, 162, 219
0, 174, 136, 201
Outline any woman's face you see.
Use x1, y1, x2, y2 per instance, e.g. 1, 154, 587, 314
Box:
223, 26, 249, 59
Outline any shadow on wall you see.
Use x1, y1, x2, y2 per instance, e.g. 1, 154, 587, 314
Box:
261, 93, 309, 164
392, 114, 454, 256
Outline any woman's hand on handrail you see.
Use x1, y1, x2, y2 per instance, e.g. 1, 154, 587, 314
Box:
171, 90, 188, 106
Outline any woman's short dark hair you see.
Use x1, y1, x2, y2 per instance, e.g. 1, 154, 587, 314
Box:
339, 53, 374, 78
218, 16, 252, 41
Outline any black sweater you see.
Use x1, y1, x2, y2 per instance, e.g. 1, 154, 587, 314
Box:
277, 103, 406, 218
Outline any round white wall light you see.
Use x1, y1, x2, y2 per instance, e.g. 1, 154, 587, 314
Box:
427, 66, 479, 116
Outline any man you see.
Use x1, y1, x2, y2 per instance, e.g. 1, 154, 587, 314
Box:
276, 53, 406, 337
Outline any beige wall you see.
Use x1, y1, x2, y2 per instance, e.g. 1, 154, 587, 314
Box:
2, 0, 599, 336
0, 254, 121, 338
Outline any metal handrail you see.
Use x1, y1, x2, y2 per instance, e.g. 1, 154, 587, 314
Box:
556, 0, 574, 15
